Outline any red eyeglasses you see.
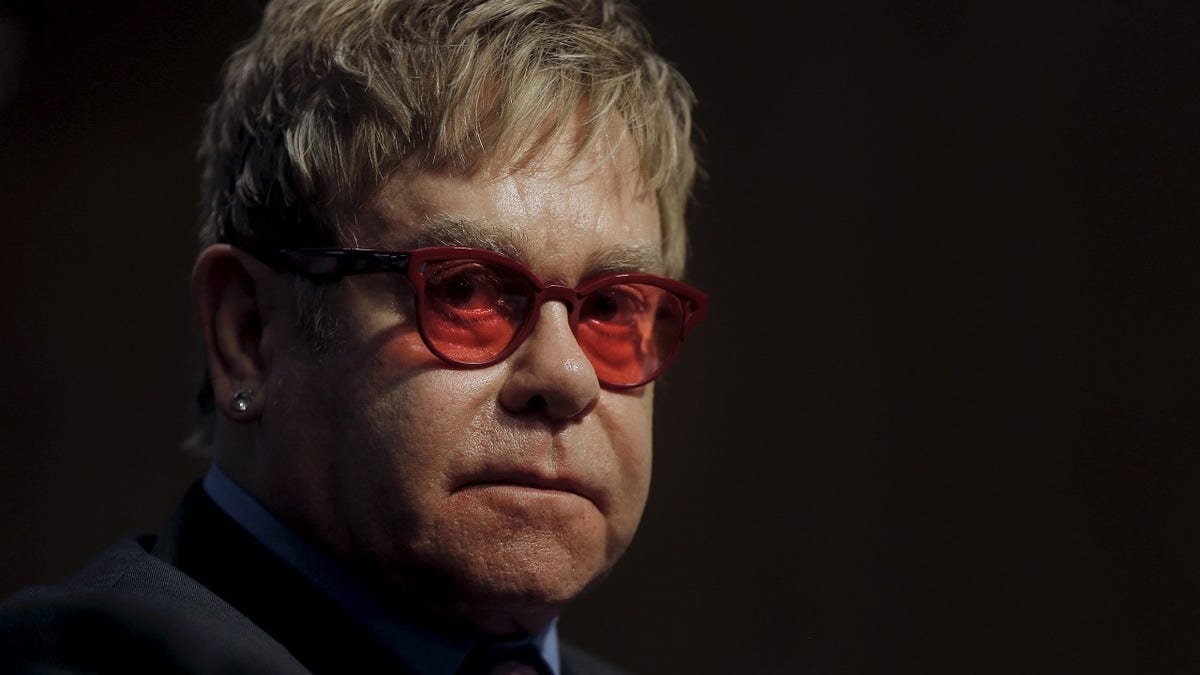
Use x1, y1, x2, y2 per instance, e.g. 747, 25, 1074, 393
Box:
250, 246, 708, 389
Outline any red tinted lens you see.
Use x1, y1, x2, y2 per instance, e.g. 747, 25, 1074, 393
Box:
576, 282, 685, 386
418, 259, 534, 363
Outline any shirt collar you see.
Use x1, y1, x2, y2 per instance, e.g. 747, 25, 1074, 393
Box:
202, 463, 561, 675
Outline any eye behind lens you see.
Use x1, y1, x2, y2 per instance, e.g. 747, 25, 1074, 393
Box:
418, 259, 536, 365
576, 284, 688, 388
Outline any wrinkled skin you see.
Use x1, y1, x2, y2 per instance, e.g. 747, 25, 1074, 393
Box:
213, 122, 661, 634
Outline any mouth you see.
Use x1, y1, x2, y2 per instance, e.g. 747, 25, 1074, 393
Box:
455, 470, 597, 505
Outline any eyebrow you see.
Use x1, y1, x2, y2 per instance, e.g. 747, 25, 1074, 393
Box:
405, 215, 530, 261
401, 214, 665, 277
585, 245, 664, 276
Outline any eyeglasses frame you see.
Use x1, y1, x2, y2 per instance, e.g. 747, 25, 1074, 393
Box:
246, 245, 708, 389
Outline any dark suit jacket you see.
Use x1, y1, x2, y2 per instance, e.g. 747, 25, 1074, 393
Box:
0, 483, 627, 675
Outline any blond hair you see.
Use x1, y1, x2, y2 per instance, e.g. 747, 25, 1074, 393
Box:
198, 0, 698, 276
188, 0, 699, 454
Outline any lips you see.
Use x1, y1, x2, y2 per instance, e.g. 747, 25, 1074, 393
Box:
455, 468, 598, 507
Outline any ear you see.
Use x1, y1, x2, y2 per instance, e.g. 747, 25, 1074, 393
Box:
191, 244, 285, 422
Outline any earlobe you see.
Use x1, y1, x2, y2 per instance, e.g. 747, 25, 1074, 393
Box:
191, 244, 278, 422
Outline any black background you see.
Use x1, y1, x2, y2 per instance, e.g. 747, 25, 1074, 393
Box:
2, 1, 1198, 673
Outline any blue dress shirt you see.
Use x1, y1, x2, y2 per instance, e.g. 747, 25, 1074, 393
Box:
202, 463, 561, 675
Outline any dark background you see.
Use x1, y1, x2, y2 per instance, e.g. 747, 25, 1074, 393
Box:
2, 1, 1197, 673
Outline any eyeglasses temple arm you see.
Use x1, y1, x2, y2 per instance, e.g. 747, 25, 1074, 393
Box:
252, 248, 412, 282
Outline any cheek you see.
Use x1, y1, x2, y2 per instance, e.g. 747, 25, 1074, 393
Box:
600, 392, 655, 551
339, 366, 503, 521
374, 321, 445, 373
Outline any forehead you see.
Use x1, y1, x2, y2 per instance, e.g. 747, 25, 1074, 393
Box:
354, 121, 663, 279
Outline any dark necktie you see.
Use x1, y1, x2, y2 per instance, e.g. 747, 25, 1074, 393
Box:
457, 639, 553, 675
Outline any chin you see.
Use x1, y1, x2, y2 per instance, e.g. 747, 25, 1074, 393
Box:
474, 525, 613, 590
447, 549, 615, 633
400, 518, 624, 632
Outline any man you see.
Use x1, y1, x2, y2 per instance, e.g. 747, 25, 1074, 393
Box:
0, 0, 705, 672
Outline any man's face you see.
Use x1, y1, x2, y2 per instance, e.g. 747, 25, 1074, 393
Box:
254, 123, 660, 631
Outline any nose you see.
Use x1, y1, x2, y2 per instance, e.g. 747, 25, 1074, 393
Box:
498, 301, 600, 422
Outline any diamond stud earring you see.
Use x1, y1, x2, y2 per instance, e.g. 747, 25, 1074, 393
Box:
231, 390, 255, 413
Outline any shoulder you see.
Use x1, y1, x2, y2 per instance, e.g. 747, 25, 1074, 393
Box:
0, 535, 308, 675
560, 640, 631, 675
